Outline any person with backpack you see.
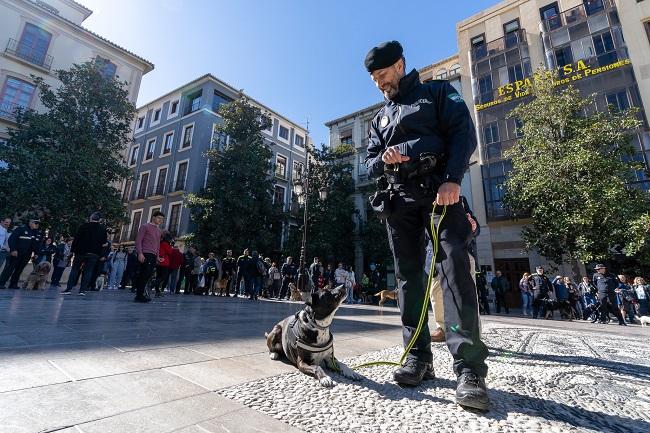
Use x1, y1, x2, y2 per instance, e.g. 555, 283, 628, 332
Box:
203, 252, 222, 296
250, 251, 265, 300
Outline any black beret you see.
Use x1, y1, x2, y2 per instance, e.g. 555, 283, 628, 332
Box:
364, 41, 403, 72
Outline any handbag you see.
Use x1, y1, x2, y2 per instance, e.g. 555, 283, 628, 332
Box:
198, 275, 205, 288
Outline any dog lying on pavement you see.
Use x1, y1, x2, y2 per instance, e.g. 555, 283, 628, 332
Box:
23, 261, 51, 290
265, 284, 362, 387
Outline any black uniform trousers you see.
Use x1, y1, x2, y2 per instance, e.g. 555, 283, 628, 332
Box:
133, 253, 157, 298
385, 186, 488, 377
0, 254, 31, 288
598, 293, 624, 324
66, 254, 99, 293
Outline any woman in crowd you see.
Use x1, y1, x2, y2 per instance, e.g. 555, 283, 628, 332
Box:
519, 272, 533, 316
108, 246, 128, 290
345, 265, 356, 303
633, 277, 650, 316
545, 279, 559, 319
268, 261, 281, 298
37, 238, 56, 264
565, 276, 581, 320
152, 231, 173, 297
50, 237, 72, 288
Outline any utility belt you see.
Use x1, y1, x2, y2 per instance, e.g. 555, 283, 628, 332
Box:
369, 152, 443, 219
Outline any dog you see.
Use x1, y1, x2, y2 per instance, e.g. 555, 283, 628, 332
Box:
376, 289, 398, 306
265, 284, 362, 387
23, 261, 51, 290
288, 282, 303, 302
640, 316, 650, 327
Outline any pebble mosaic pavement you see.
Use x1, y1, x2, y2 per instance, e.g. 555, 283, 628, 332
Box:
218, 327, 650, 433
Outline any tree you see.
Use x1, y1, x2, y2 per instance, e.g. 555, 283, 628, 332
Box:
186, 97, 283, 255
503, 69, 650, 268
0, 60, 135, 236
361, 210, 393, 270
285, 148, 356, 266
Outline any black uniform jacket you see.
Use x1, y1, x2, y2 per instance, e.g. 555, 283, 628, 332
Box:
365, 69, 477, 184
7, 225, 41, 256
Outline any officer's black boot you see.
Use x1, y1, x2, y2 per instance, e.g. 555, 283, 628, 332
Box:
456, 372, 489, 411
393, 356, 435, 386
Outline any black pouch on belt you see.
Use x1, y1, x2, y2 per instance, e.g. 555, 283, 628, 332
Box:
369, 175, 393, 219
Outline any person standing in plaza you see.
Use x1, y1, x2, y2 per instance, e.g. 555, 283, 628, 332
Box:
168, 242, 183, 294
61, 212, 107, 296
203, 252, 221, 296
179, 245, 198, 294
221, 250, 237, 296
592, 264, 626, 325
36, 237, 56, 264
236, 249, 252, 297
491, 271, 510, 314
528, 266, 552, 319
132, 210, 164, 303
364, 40, 488, 409
617, 275, 637, 324
249, 251, 264, 300
50, 236, 71, 289
0, 218, 41, 290
268, 261, 281, 298
519, 272, 533, 316
578, 275, 597, 313
632, 277, 649, 316
279, 256, 297, 299
152, 231, 173, 297
309, 257, 323, 290
121, 247, 138, 290
108, 246, 128, 290
0, 217, 12, 274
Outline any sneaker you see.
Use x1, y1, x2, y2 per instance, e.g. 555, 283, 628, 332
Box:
78, 292, 86, 296
61, 289, 72, 295
393, 356, 435, 386
455, 372, 489, 410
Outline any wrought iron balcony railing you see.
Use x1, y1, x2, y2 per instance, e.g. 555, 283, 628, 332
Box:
5, 38, 53, 71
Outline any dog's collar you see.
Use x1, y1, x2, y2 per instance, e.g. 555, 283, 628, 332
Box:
288, 315, 334, 354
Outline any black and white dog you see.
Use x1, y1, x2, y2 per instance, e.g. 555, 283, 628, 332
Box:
265, 285, 362, 387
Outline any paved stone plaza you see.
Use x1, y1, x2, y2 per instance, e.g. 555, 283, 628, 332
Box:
0, 289, 648, 433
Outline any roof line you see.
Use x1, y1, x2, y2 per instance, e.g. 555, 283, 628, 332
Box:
137, 73, 309, 134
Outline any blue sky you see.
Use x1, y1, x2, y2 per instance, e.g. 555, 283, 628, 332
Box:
81, 0, 498, 146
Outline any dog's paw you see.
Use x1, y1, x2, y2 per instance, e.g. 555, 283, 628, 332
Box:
319, 376, 335, 387
269, 352, 280, 360
346, 370, 363, 381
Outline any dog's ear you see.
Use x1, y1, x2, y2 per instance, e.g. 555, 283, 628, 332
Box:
306, 292, 319, 307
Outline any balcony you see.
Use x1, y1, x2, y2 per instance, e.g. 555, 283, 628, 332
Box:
543, 0, 614, 32
472, 29, 527, 61
0, 102, 24, 122
5, 39, 53, 71
184, 98, 202, 116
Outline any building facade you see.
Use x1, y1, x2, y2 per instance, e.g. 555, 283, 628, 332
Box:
0, 0, 153, 143
457, 0, 650, 289
119, 74, 308, 251
325, 56, 475, 285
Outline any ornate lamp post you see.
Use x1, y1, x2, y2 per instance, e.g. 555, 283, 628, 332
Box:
292, 156, 328, 294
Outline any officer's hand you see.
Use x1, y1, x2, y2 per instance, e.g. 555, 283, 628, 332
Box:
381, 145, 410, 165
435, 182, 461, 206
10, 251, 17, 257
467, 213, 477, 233
138, 253, 145, 263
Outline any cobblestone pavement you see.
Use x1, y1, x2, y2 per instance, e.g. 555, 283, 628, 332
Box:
220, 326, 650, 433
0, 289, 648, 433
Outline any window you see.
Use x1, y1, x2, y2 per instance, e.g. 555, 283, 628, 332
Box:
152, 108, 161, 123
95, 56, 117, 80
273, 186, 286, 206
144, 138, 156, 161
555, 45, 574, 68
540, 3, 561, 31
261, 115, 273, 132
212, 90, 231, 112
514, 118, 524, 138
121, 179, 132, 202
358, 152, 368, 176
435, 69, 448, 80
478, 74, 493, 103
168, 203, 181, 235
136, 116, 145, 130
17, 23, 52, 67
211, 124, 228, 150
503, 19, 520, 48
294, 134, 305, 147
584, 0, 604, 16
276, 154, 287, 178
471, 34, 487, 60
292, 161, 304, 179
162, 132, 173, 155
483, 122, 500, 145
0, 77, 36, 117
606, 90, 630, 112
181, 124, 194, 149
129, 210, 142, 241
449, 64, 461, 76
175, 161, 188, 191
508, 64, 524, 82
128, 145, 139, 166
340, 135, 353, 145
279, 125, 289, 140
137, 172, 149, 199
154, 167, 168, 195
593, 31, 617, 65
169, 100, 179, 116
186, 90, 202, 114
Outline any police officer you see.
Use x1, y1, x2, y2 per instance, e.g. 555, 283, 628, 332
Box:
364, 41, 488, 410
592, 264, 626, 325
221, 250, 237, 296
528, 266, 552, 319
0, 218, 42, 289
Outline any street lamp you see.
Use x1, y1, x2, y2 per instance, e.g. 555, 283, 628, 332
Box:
293, 160, 311, 294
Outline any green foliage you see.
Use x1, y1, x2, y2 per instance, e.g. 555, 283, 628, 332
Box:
503, 69, 650, 265
284, 148, 356, 266
185, 97, 284, 255
332, 143, 356, 156
0, 60, 135, 236
361, 210, 392, 268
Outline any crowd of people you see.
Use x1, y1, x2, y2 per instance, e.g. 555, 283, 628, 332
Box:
0, 213, 391, 305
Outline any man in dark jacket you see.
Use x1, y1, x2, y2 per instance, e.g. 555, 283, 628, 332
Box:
363, 40, 487, 409
62, 212, 107, 296
179, 246, 197, 294
121, 247, 139, 291
279, 256, 297, 300
593, 264, 626, 325
0, 218, 42, 289
528, 266, 552, 319
491, 271, 510, 314
235, 249, 251, 297
221, 250, 237, 296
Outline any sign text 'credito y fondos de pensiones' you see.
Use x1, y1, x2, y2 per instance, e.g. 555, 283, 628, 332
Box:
475, 58, 632, 111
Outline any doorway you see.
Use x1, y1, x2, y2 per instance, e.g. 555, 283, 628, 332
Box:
493, 258, 531, 308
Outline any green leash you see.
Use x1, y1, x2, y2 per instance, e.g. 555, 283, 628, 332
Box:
350, 203, 447, 370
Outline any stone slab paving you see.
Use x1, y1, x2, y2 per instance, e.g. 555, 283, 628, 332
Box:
0, 288, 648, 432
